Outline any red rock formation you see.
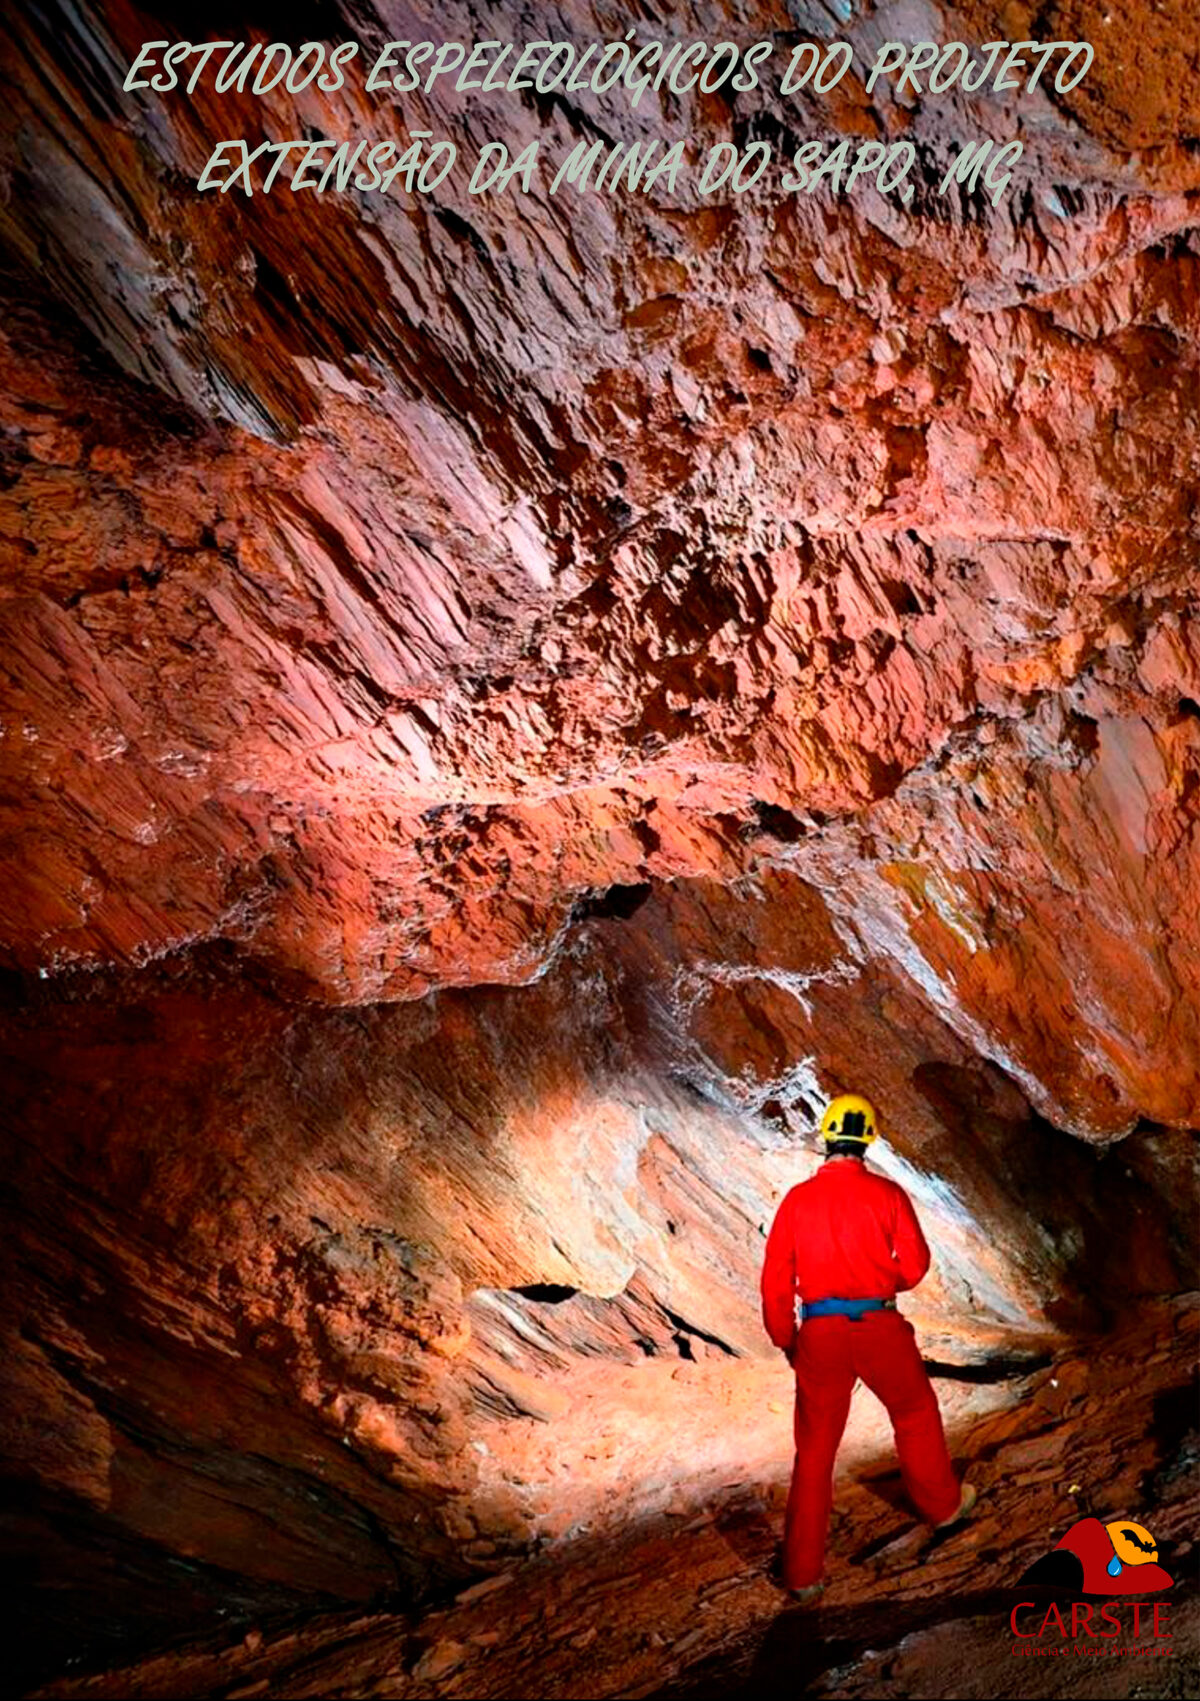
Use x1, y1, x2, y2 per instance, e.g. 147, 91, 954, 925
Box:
0, 0, 1197, 1690
30, 1297, 1200, 1700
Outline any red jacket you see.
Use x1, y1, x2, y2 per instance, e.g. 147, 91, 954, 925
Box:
760, 1158, 931, 1352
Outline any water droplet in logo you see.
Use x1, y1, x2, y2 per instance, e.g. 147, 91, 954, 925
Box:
1107, 1555, 1123, 1577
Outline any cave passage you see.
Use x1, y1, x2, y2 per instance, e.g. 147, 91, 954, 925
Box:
2, 0, 1199, 1697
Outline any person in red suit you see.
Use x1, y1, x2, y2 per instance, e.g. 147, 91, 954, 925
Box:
760, 1093, 975, 1601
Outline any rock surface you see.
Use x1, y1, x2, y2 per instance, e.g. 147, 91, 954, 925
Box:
30, 1296, 1200, 1700
1, 1, 1198, 1131
2, 890, 1195, 1685
1, 0, 1198, 1691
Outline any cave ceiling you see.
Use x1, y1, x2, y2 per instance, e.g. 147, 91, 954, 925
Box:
3, 3, 1199, 1143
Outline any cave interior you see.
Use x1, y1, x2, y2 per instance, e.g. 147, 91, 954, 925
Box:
1, 2, 1198, 1697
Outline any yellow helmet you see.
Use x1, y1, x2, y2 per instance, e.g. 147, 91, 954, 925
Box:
820, 1093, 878, 1144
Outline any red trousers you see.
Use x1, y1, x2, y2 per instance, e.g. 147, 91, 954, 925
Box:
783, 1310, 960, 1588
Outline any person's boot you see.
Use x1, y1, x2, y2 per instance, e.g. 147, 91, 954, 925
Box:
934, 1481, 977, 1530
786, 1581, 826, 1604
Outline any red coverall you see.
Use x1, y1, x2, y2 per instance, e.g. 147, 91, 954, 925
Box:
760, 1157, 961, 1589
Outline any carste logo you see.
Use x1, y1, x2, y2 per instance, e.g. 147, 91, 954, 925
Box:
1020, 1516, 1174, 1594
1009, 1513, 1175, 1660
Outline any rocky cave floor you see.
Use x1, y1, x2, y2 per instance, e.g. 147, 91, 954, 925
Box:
34, 1294, 1200, 1701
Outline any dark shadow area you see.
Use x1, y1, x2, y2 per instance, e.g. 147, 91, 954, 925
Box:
1149, 1378, 1199, 1459
656, 1586, 1021, 1698
709, 1494, 781, 1572
925, 1354, 1054, 1383
1019, 1550, 1085, 1589
911, 1063, 1199, 1335
853, 1469, 912, 1520
571, 882, 653, 922
1141, 1374, 1200, 1506
749, 801, 807, 843
3, 1486, 348, 1696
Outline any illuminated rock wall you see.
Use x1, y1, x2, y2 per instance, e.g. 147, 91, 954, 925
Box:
1, 0, 1197, 1681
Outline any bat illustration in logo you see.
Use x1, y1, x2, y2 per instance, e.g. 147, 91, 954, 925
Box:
1121, 1527, 1157, 1555
1106, 1520, 1160, 1569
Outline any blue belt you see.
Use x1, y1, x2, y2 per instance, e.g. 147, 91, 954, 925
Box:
801, 1297, 896, 1321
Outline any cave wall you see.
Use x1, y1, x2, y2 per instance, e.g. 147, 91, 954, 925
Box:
2, 885, 1195, 1675
0, 3, 1197, 1139
1, 0, 1199, 1684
